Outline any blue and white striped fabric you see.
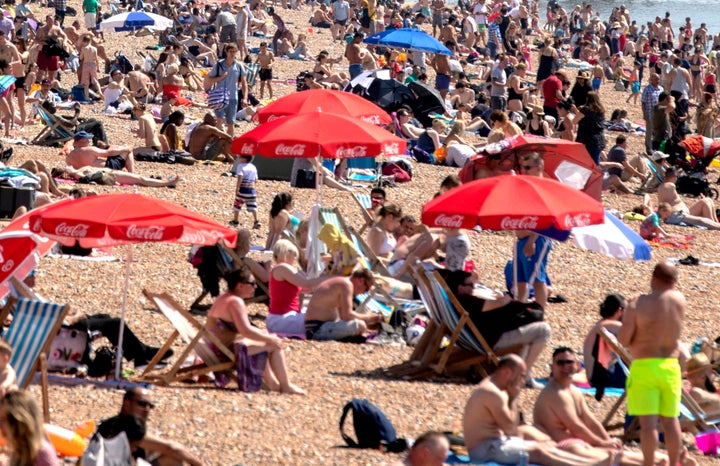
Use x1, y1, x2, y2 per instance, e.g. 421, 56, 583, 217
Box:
5, 298, 66, 386
355, 193, 372, 210
425, 271, 484, 353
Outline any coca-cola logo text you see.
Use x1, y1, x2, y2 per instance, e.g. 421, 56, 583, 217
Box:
563, 213, 593, 228
0, 245, 4, 264
434, 214, 464, 228
384, 142, 400, 155
55, 222, 90, 238
500, 216, 539, 230
239, 143, 254, 155
126, 225, 166, 241
275, 143, 306, 156
1, 260, 13, 273
336, 146, 368, 158
360, 115, 381, 125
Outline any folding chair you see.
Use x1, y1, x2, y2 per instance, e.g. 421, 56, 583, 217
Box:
346, 225, 392, 276
352, 193, 376, 235
141, 290, 235, 386
0, 296, 70, 422
31, 105, 75, 147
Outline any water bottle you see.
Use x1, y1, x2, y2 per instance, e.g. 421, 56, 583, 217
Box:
518, 451, 529, 466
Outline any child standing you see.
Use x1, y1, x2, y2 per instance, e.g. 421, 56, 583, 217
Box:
257, 42, 275, 100
231, 155, 260, 229
626, 61, 641, 104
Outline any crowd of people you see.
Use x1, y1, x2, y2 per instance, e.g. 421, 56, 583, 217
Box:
3, 0, 720, 463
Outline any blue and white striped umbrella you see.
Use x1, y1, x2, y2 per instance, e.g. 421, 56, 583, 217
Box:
98, 11, 173, 32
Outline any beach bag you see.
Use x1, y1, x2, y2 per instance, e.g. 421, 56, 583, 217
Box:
381, 162, 411, 183
47, 326, 88, 371
339, 399, 407, 452
294, 169, 316, 188
81, 432, 132, 466
205, 62, 229, 110
614, 79, 626, 91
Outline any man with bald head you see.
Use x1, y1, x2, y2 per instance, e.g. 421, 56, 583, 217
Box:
463, 354, 606, 465
619, 262, 685, 466
98, 387, 205, 466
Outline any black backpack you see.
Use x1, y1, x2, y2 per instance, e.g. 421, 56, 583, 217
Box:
339, 399, 408, 452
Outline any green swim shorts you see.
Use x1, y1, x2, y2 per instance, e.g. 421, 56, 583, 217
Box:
627, 358, 681, 418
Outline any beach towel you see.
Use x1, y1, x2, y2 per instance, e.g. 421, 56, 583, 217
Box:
317, 223, 358, 275
648, 235, 695, 249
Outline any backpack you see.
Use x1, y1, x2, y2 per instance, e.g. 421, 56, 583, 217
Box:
339, 399, 408, 452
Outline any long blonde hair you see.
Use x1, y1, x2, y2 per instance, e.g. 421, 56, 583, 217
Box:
1, 391, 46, 466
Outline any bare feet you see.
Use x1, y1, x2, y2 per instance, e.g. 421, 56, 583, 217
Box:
167, 175, 180, 188
280, 383, 306, 395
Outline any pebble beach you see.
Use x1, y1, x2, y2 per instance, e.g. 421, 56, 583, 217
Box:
4, 1, 720, 464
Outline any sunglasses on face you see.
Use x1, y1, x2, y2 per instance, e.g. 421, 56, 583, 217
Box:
554, 359, 576, 366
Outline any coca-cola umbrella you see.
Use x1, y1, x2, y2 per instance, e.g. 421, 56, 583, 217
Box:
231, 111, 406, 160
255, 89, 392, 125
28, 193, 238, 378
0, 231, 45, 299
421, 174, 604, 299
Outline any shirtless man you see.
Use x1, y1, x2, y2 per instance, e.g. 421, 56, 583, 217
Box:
657, 167, 720, 229
463, 354, 607, 465
535, 347, 655, 466
439, 15, 458, 44
127, 65, 155, 104
303, 269, 384, 341
257, 42, 274, 100
345, 32, 365, 80
78, 35, 100, 101
35, 15, 66, 81
53, 165, 179, 188
387, 229, 445, 279
132, 103, 168, 154
618, 262, 685, 466
186, 113, 233, 163
66, 131, 135, 173
430, 0, 445, 37
432, 41, 453, 99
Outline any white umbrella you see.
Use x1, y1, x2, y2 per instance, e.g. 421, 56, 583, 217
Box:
98, 11, 173, 32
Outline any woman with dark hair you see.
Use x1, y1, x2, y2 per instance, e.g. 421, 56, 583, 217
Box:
556, 99, 576, 141
569, 70, 593, 107
207, 267, 305, 394
160, 110, 185, 151
0, 390, 59, 465
265, 192, 297, 250
366, 204, 402, 264
574, 91, 606, 165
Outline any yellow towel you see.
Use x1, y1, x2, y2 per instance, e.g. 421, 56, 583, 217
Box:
317, 223, 358, 275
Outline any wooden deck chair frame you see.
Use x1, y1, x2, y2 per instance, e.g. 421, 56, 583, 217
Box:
141, 290, 235, 386
0, 292, 69, 422
352, 193, 376, 235
31, 105, 75, 147
597, 328, 719, 440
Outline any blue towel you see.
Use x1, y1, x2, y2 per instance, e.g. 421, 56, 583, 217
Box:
535, 378, 624, 397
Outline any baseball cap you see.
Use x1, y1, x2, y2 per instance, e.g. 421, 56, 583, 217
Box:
74, 131, 94, 141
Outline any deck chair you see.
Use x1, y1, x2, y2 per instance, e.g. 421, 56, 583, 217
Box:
0, 295, 70, 422
31, 105, 75, 147
346, 225, 392, 276
598, 328, 720, 440
141, 290, 235, 386
352, 193, 376, 235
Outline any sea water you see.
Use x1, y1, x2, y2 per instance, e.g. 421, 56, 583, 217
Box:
557, 0, 720, 37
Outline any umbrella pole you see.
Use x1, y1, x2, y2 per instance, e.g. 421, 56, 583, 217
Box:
114, 244, 133, 379
512, 237, 518, 300
315, 154, 323, 206
523, 238, 551, 302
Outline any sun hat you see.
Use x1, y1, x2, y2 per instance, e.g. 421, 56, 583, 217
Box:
686, 353, 717, 375
612, 22, 621, 29
652, 151, 669, 161
577, 70, 591, 79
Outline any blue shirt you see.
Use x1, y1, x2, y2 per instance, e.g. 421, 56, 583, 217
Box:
213, 59, 245, 95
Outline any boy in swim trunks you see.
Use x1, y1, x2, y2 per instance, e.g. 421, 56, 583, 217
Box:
79, 35, 101, 102
619, 262, 685, 466
257, 42, 274, 100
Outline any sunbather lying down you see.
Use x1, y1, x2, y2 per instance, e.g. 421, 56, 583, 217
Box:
51, 166, 180, 188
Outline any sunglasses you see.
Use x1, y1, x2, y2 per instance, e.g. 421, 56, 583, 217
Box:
135, 399, 155, 409
243, 280, 257, 287
555, 359, 576, 366
522, 164, 539, 170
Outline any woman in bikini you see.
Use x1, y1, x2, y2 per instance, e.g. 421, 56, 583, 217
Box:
690, 46, 709, 102
366, 203, 402, 265
313, 51, 348, 88
265, 192, 298, 250
207, 268, 305, 395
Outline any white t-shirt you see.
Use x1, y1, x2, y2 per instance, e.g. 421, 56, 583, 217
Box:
236, 161, 258, 182
473, 3, 488, 25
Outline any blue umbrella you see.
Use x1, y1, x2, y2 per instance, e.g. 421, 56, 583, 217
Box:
364, 28, 452, 55
98, 11, 173, 32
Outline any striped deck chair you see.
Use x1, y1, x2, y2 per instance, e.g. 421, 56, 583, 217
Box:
598, 328, 720, 440
352, 193, 376, 235
346, 225, 391, 276
32, 105, 75, 147
141, 290, 235, 386
245, 63, 259, 89
0, 296, 70, 421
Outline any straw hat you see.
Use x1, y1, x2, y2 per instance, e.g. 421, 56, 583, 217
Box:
577, 70, 591, 80
686, 353, 717, 375
529, 105, 545, 116
612, 22, 621, 29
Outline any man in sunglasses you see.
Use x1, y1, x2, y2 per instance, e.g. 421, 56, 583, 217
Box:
534, 347, 684, 466
98, 388, 205, 465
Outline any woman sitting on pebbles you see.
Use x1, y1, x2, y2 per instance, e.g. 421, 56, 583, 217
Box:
208, 267, 305, 395
267, 239, 327, 336
366, 204, 402, 266
313, 51, 349, 89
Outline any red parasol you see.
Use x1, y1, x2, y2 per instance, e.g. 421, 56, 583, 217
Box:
256, 89, 392, 125
0, 231, 43, 298
231, 112, 406, 159
421, 174, 604, 230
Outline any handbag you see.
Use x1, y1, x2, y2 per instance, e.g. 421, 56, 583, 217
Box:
206, 62, 229, 111
47, 326, 88, 371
